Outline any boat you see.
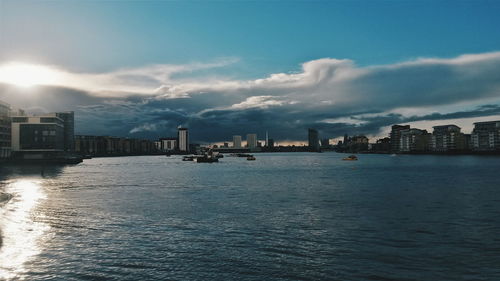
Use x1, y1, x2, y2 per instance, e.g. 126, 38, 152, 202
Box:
182, 155, 195, 161
342, 155, 358, 161
195, 155, 219, 163
230, 153, 253, 158
247, 156, 256, 161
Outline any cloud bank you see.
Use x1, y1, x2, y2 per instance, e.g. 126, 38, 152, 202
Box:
1, 52, 500, 142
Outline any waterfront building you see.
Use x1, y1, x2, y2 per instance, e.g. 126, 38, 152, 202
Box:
233, 135, 242, 148
154, 141, 162, 151
390, 125, 410, 152
75, 135, 158, 156
178, 127, 189, 152
471, 121, 500, 151
0, 100, 11, 159
75, 135, 98, 155
308, 128, 320, 151
349, 135, 369, 152
56, 111, 75, 152
11, 113, 66, 158
400, 129, 430, 152
431, 125, 468, 152
371, 137, 391, 153
160, 137, 177, 152
246, 133, 257, 149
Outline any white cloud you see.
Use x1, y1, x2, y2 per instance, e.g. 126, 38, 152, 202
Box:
129, 123, 157, 134
230, 96, 289, 110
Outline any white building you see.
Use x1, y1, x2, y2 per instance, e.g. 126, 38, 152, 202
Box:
471, 121, 500, 151
154, 141, 162, 151
246, 134, 257, 149
232, 135, 242, 148
431, 125, 468, 152
161, 138, 177, 151
178, 127, 189, 152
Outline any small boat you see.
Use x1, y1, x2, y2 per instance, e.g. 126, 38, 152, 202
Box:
182, 155, 195, 161
235, 153, 253, 158
195, 155, 219, 163
195, 157, 218, 163
247, 156, 256, 161
342, 155, 358, 161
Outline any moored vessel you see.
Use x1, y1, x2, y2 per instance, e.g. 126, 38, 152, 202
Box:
342, 155, 358, 161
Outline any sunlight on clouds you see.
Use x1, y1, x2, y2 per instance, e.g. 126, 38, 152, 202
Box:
0, 58, 238, 96
0, 63, 62, 88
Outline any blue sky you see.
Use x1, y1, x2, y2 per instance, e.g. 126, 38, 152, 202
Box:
1, 0, 500, 142
3, 0, 500, 75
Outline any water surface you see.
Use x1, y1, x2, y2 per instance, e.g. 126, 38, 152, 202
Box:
1, 153, 499, 280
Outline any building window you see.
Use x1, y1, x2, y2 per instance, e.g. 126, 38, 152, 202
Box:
12, 117, 28, 123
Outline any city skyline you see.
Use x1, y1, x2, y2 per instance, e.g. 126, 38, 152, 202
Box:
1, 1, 500, 142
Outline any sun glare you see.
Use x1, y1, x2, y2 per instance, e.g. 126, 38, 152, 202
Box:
0, 63, 61, 88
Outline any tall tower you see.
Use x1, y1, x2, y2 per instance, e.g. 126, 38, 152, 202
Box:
308, 128, 319, 151
265, 131, 269, 147
232, 135, 242, 148
246, 134, 257, 149
177, 127, 189, 152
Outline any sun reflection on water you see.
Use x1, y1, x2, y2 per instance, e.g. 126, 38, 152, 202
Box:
0, 179, 50, 280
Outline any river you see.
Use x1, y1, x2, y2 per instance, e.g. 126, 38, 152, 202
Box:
0, 153, 499, 280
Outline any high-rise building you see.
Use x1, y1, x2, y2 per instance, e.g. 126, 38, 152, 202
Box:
308, 128, 319, 151
177, 127, 189, 152
0, 100, 11, 159
431, 125, 467, 152
471, 121, 500, 151
232, 135, 242, 148
246, 134, 257, 149
390, 125, 410, 152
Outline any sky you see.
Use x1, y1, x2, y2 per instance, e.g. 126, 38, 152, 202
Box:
1, 0, 500, 143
